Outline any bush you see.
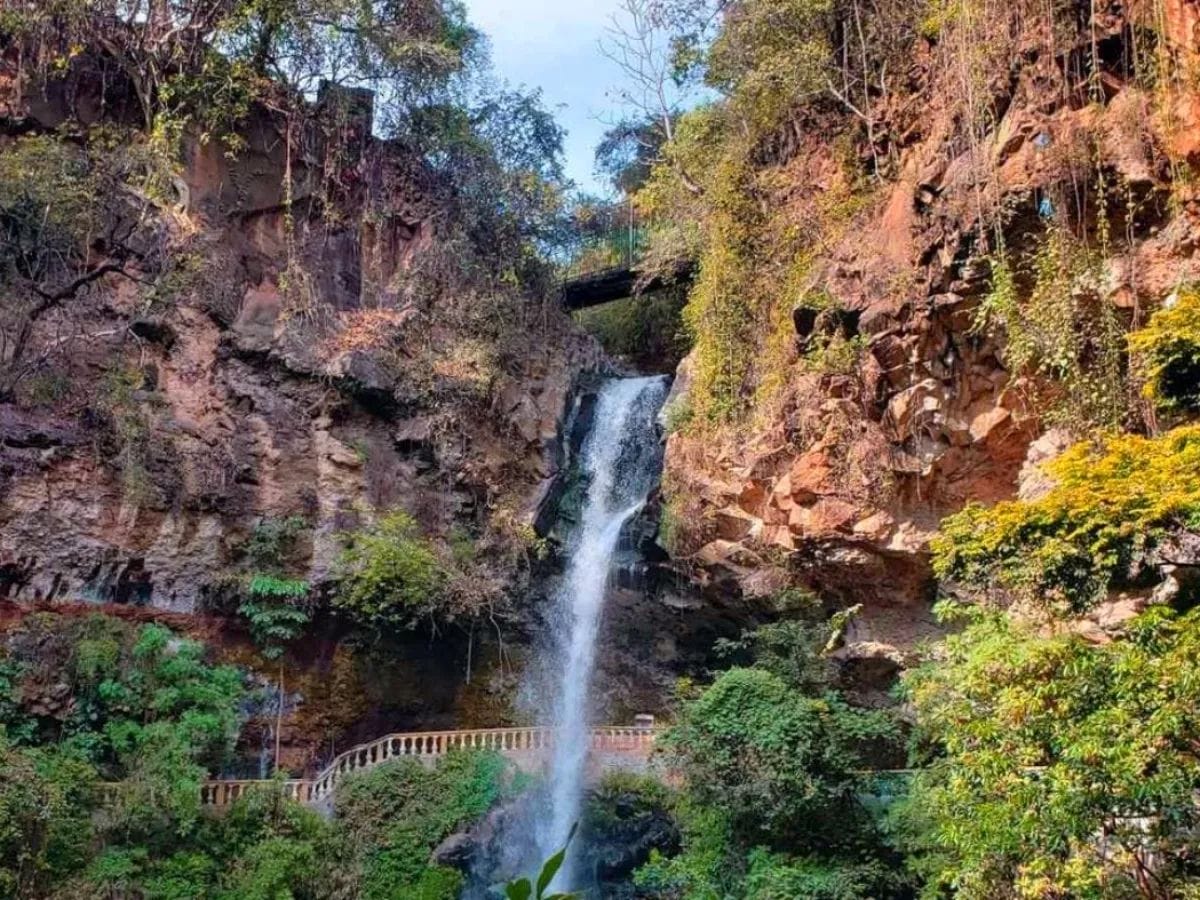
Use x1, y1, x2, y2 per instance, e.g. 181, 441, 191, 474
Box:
333, 510, 449, 630
332, 750, 518, 899
0, 739, 98, 897
573, 287, 690, 370
933, 425, 1200, 612
665, 667, 893, 847
1129, 286, 1200, 412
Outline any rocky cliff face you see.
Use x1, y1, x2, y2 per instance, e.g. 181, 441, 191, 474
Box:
0, 61, 621, 769
0, 72, 602, 614
662, 0, 1200, 673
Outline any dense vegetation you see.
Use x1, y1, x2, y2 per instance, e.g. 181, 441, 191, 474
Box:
0, 612, 525, 899
631, 605, 913, 899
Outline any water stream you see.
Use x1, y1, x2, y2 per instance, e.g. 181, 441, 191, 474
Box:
535, 375, 669, 887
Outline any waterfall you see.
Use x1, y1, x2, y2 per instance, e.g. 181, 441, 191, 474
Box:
536, 375, 668, 886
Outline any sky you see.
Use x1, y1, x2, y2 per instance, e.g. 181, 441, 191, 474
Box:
467, 0, 625, 196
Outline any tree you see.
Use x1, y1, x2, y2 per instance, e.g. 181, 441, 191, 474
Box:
898, 607, 1200, 899
0, 738, 98, 898
600, 0, 709, 195
639, 607, 907, 899
0, 135, 166, 402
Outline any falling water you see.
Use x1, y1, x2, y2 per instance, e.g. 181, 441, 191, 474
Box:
536, 375, 669, 886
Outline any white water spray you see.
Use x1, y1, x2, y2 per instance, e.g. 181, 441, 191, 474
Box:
536, 375, 668, 886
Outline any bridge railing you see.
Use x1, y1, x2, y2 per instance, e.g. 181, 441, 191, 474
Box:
199, 725, 661, 807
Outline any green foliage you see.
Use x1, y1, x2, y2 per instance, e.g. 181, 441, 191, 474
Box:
0, 135, 97, 286
573, 287, 690, 371
743, 847, 907, 900
236, 518, 312, 656
247, 574, 311, 600
974, 228, 1127, 431
666, 667, 893, 846
586, 772, 673, 831
705, 0, 834, 130
244, 517, 310, 572
0, 738, 97, 898
0, 660, 35, 745
0, 614, 264, 898
898, 607, 1200, 898
334, 510, 449, 630
933, 424, 1200, 612
676, 140, 759, 424
216, 835, 319, 900
639, 600, 908, 898
97, 364, 163, 505
1129, 285, 1200, 412
331, 750, 518, 899
238, 598, 310, 660
504, 823, 579, 900
0, 615, 524, 898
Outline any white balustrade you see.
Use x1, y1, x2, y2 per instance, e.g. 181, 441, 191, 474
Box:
197, 725, 661, 807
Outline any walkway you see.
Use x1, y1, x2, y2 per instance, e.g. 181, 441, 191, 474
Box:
200, 724, 660, 808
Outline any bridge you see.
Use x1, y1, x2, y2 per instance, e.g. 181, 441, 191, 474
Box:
558, 208, 694, 309
198, 724, 661, 808
561, 261, 694, 310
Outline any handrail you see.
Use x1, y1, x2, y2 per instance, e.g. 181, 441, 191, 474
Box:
199, 725, 662, 807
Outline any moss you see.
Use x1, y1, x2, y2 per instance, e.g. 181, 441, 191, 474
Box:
933, 425, 1200, 611
1129, 286, 1200, 413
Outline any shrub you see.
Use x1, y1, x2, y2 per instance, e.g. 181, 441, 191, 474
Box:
572, 287, 690, 370
0, 739, 98, 897
1129, 286, 1200, 412
973, 229, 1127, 431
933, 424, 1200, 612
332, 750, 518, 899
663, 667, 894, 848
333, 510, 449, 630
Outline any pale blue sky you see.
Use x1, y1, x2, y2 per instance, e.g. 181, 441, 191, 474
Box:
467, 0, 624, 196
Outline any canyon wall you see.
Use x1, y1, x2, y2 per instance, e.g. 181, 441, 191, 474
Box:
660, 0, 1200, 679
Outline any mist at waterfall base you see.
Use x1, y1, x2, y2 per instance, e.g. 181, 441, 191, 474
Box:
466, 376, 668, 895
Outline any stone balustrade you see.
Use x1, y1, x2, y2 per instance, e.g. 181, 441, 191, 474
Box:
200, 724, 660, 808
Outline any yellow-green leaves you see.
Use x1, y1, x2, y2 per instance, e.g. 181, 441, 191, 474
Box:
901, 607, 1200, 898
933, 425, 1200, 611
1129, 286, 1200, 413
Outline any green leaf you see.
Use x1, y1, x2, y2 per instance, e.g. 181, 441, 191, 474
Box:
535, 823, 577, 897
505, 879, 532, 900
